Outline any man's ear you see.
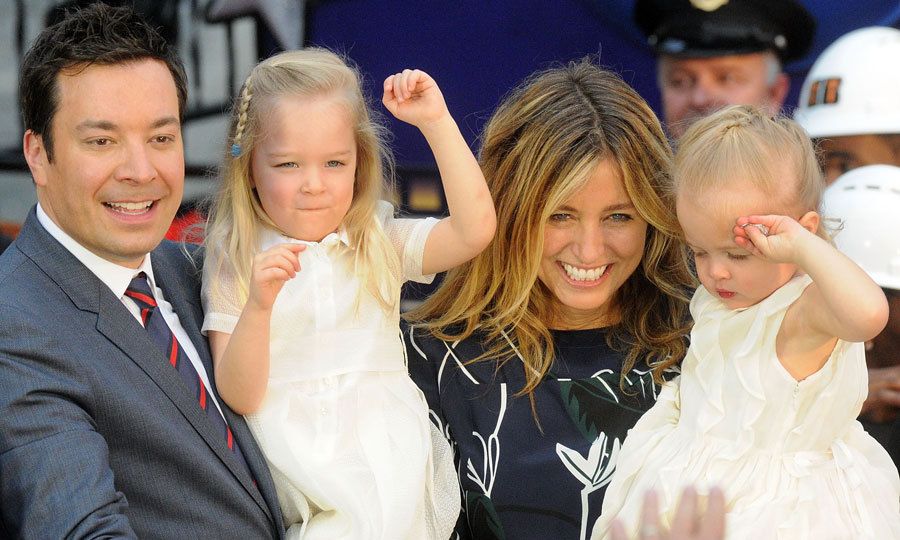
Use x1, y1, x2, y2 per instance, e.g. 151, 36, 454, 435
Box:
22, 130, 48, 186
798, 210, 820, 235
768, 73, 790, 112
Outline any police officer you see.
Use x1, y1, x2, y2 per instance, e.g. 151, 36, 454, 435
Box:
795, 27, 900, 185
635, 0, 815, 139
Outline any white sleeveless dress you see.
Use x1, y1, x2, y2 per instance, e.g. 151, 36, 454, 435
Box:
593, 275, 900, 539
202, 202, 459, 539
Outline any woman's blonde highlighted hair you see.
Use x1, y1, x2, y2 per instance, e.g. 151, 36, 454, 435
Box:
204, 48, 400, 311
406, 59, 694, 400
673, 105, 828, 239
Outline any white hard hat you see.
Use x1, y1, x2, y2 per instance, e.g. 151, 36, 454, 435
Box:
823, 164, 900, 290
794, 26, 900, 138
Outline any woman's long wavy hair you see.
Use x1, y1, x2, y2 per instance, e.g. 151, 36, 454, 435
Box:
406, 59, 694, 400
204, 48, 399, 311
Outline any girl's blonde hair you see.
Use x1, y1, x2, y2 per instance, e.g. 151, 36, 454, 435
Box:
673, 105, 828, 239
204, 48, 400, 311
406, 59, 694, 400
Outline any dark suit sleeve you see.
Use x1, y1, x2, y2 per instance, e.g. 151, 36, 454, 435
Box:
0, 304, 137, 539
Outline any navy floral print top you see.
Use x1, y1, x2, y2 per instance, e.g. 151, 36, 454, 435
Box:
403, 324, 667, 540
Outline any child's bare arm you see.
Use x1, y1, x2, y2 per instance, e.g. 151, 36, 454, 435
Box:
383, 69, 496, 275
735, 214, 888, 343
211, 243, 304, 414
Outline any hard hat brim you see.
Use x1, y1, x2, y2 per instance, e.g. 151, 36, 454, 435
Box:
796, 110, 900, 139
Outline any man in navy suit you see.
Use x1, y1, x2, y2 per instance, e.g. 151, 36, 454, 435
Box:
0, 4, 284, 537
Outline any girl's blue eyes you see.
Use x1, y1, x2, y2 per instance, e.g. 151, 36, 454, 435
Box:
276, 161, 345, 168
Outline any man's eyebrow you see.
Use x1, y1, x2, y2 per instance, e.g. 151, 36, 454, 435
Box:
75, 120, 116, 132
823, 150, 854, 160
74, 116, 180, 132
151, 116, 180, 129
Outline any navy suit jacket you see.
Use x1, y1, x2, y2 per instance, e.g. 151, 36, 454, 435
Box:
0, 208, 284, 539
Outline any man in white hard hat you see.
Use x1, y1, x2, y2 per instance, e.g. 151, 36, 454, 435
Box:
795, 27, 900, 185
824, 164, 900, 464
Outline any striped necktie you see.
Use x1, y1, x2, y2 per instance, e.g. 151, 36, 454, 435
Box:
126, 272, 253, 478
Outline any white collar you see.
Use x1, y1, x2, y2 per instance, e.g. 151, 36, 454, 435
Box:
36, 203, 158, 299
260, 226, 352, 251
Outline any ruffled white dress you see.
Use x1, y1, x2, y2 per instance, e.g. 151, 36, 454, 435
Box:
202, 202, 459, 539
593, 275, 900, 540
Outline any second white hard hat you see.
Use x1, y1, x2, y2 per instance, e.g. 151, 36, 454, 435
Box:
794, 26, 900, 138
823, 164, 900, 290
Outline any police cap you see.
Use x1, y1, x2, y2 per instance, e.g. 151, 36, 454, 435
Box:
635, 0, 815, 63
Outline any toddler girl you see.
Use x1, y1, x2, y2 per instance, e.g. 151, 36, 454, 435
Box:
593, 105, 900, 539
202, 49, 496, 539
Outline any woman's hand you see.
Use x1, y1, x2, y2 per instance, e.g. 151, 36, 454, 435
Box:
247, 243, 305, 311
610, 486, 726, 540
382, 69, 450, 128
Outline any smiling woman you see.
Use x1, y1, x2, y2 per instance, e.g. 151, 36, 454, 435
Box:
402, 59, 695, 539
539, 158, 648, 330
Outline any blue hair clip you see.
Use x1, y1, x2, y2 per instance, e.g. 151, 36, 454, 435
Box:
231, 143, 241, 157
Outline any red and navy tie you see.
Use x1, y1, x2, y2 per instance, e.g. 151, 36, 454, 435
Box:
126, 272, 252, 478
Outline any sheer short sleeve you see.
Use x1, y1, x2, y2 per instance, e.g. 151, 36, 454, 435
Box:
200, 251, 245, 336
377, 201, 439, 284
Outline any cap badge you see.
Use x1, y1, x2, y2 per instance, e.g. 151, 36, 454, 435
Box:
690, 0, 729, 12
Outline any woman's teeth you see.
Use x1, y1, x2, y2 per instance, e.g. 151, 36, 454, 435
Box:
562, 263, 607, 281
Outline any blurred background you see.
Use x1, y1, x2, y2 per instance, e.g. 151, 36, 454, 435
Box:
1, 0, 898, 239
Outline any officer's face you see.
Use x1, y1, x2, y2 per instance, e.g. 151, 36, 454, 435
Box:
658, 52, 788, 139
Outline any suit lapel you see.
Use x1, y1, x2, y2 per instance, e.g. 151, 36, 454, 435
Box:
16, 209, 105, 314
17, 210, 278, 529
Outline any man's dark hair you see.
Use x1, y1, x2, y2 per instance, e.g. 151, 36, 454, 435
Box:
19, 2, 188, 161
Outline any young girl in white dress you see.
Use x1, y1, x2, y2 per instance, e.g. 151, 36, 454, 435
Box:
201, 49, 496, 539
593, 105, 900, 539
